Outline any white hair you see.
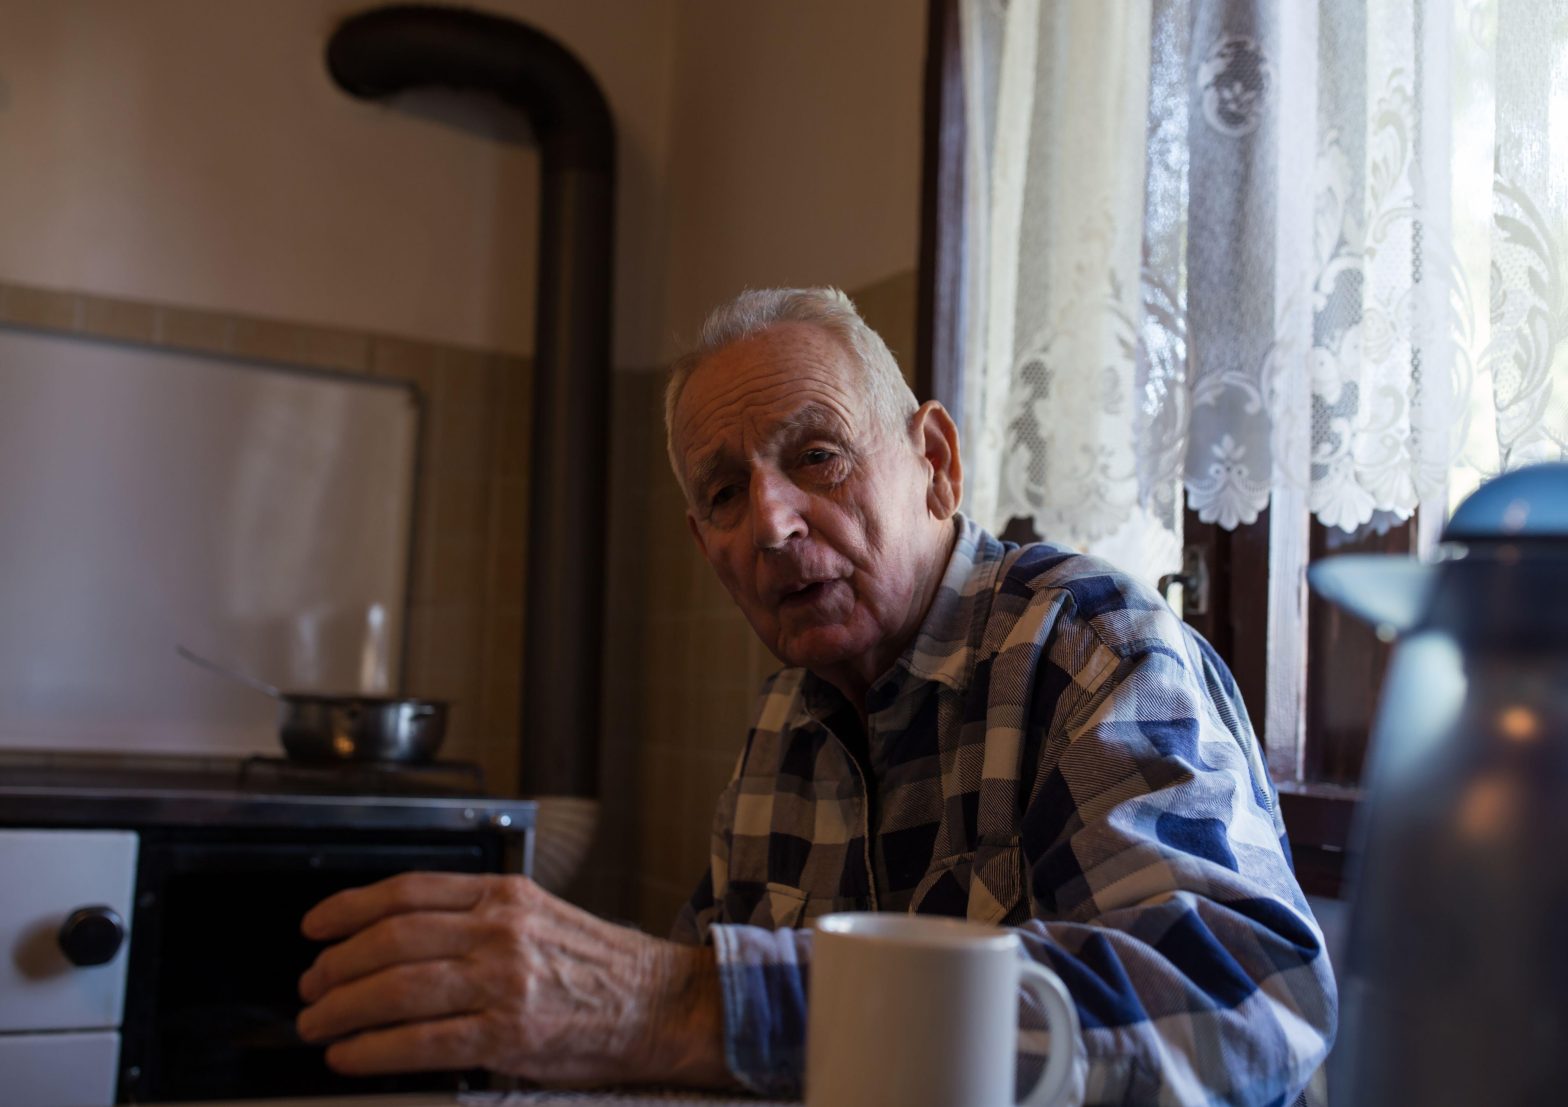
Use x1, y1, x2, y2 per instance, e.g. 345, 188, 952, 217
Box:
663, 287, 918, 486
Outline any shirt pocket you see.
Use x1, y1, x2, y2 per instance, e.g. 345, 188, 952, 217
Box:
724, 881, 810, 929
909, 841, 1027, 925
723, 881, 864, 930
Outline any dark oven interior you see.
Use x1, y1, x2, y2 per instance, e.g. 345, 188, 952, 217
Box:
120, 829, 501, 1102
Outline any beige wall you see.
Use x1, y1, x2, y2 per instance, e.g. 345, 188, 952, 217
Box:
0, 0, 926, 932
0, 0, 922, 368
660, 0, 926, 354
0, 0, 679, 365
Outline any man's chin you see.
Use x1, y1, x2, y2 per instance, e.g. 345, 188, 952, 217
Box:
774, 625, 871, 671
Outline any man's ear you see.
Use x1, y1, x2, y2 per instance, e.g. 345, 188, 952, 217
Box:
911, 400, 962, 520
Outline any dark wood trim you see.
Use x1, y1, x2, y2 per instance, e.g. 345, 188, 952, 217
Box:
1304, 518, 1412, 784
1278, 782, 1362, 899
1277, 781, 1361, 851
1290, 844, 1348, 899
1180, 507, 1272, 735
916, 0, 967, 416
1227, 512, 1272, 749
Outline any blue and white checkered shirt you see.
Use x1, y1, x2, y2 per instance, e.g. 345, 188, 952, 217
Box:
673, 515, 1336, 1105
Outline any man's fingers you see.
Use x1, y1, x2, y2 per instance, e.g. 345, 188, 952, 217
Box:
321, 1013, 491, 1076
298, 910, 478, 1002
297, 959, 476, 1044
301, 871, 492, 940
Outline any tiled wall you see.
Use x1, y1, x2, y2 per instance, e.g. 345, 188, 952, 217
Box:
580, 270, 920, 932
0, 279, 530, 793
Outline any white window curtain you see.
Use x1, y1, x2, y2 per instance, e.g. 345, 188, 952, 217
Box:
960, 0, 1568, 588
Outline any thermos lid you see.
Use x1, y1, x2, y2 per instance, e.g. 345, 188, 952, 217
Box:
1443, 461, 1568, 542
1310, 461, 1568, 639
1428, 461, 1568, 648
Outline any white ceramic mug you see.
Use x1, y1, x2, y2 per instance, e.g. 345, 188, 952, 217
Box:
806, 912, 1080, 1107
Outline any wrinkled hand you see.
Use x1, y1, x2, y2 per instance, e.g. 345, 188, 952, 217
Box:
295, 872, 730, 1087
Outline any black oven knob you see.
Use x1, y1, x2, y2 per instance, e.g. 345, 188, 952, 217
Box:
58, 905, 126, 966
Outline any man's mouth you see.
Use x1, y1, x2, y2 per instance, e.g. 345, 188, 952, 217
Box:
779, 580, 834, 608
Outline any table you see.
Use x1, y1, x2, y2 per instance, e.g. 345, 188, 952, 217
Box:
172, 1092, 795, 1106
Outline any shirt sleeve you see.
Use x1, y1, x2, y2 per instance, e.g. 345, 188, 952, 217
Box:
1004, 639, 1337, 1105
670, 738, 814, 1099
682, 632, 1336, 1104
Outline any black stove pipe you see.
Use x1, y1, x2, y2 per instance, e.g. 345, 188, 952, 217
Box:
327, 6, 613, 800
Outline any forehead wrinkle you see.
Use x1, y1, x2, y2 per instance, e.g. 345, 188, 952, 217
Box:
689, 396, 853, 487
674, 326, 866, 491
687, 373, 858, 436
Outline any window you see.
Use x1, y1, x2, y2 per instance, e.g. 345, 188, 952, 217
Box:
918, 0, 1568, 896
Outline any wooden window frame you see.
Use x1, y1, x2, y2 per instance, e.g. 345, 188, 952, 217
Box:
917, 0, 967, 420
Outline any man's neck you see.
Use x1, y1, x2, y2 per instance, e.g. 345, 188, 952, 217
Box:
811, 518, 960, 722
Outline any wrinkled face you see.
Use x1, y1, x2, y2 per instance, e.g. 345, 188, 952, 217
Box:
671, 323, 939, 679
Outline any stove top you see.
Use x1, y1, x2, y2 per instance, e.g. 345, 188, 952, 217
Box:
0, 750, 487, 796
0, 750, 536, 836
236, 754, 487, 796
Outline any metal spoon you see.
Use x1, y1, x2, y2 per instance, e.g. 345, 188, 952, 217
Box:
175, 644, 284, 699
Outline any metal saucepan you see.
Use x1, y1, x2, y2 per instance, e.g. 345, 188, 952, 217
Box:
177, 645, 449, 763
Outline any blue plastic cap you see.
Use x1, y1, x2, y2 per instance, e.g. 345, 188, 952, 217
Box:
1443, 461, 1568, 541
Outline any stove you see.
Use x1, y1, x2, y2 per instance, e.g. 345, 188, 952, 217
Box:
0, 750, 536, 1104
236, 753, 488, 795
0, 750, 533, 840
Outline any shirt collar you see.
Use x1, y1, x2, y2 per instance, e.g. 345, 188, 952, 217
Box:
884, 513, 1003, 694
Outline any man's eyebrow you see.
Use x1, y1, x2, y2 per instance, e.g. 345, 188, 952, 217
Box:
687, 448, 733, 495
687, 403, 851, 495
779, 403, 849, 438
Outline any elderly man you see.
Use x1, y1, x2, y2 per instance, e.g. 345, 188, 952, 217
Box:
297, 288, 1336, 1104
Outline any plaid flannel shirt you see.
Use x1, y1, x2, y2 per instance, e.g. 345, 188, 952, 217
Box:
672, 516, 1336, 1105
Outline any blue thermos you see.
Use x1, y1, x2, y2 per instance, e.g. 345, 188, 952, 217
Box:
1310, 462, 1568, 1105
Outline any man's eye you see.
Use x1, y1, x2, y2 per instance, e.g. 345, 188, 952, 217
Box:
710, 484, 740, 509
801, 448, 835, 466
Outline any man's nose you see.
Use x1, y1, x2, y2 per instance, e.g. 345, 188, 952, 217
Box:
750, 470, 807, 550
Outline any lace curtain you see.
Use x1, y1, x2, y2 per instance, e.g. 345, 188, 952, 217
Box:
960, 0, 1568, 586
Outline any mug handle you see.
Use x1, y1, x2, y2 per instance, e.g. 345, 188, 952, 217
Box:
1017, 961, 1082, 1106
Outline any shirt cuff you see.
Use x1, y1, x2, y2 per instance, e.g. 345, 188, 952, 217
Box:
710, 923, 813, 1098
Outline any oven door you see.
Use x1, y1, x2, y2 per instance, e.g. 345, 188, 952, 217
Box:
121, 831, 497, 1102
0, 830, 137, 1107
